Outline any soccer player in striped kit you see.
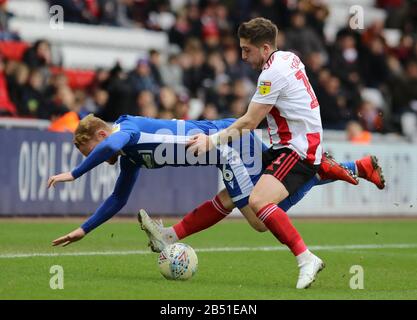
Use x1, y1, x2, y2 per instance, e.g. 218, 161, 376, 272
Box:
189, 17, 329, 288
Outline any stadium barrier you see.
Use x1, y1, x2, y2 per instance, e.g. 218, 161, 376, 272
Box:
0, 128, 219, 216
1, 124, 416, 217
225, 141, 417, 217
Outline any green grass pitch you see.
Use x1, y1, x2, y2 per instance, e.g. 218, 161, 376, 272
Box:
1, 218, 417, 300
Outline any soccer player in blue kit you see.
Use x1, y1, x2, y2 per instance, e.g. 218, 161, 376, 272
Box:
48, 114, 384, 287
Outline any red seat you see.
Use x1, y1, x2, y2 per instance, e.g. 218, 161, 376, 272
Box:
0, 71, 16, 115
50, 67, 96, 90
0, 41, 29, 61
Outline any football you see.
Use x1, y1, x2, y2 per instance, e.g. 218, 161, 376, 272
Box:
158, 243, 198, 280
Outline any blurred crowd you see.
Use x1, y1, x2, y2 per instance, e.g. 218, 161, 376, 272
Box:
1, 0, 417, 142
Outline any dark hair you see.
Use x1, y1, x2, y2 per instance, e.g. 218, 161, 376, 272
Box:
237, 17, 278, 47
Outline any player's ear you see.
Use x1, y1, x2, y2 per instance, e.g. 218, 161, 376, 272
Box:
96, 129, 108, 140
262, 43, 270, 55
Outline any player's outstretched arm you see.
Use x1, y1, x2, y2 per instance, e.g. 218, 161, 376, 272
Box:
51, 158, 140, 246
52, 227, 85, 247
47, 172, 75, 188
188, 101, 272, 156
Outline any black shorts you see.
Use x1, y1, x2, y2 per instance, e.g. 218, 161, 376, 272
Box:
262, 147, 319, 195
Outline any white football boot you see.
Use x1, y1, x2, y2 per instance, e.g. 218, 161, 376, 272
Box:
296, 253, 325, 289
137, 209, 167, 253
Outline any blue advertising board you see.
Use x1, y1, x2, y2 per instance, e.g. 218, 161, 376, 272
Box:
0, 128, 219, 216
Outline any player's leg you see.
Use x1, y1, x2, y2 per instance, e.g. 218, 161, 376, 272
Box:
164, 152, 360, 238
346, 155, 385, 189
162, 151, 270, 240
139, 150, 266, 251
249, 148, 324, 289
279, 154, 359, 211
314, 153, 385, 189
138, 189, 234, 252
316, 152, 358, 185
171, 189, 233, 241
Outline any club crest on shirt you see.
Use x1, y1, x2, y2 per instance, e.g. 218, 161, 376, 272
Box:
259, 81, 271, 95
112, 124, 121, 133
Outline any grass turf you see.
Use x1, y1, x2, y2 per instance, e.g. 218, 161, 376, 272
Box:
0, 218, 416, 300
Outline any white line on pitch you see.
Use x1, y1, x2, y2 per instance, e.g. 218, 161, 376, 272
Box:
0, 243, 416, 259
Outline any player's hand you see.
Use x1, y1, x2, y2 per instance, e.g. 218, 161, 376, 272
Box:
47, 172, 74, 188
52, 228, 86, 247
187, 133, 214, 157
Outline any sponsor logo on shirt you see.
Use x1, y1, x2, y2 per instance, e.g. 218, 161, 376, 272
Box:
259, 81, 271, 95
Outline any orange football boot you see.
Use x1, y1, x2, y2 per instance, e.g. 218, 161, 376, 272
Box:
318, 152, 359, 185
355, 155, 385, 190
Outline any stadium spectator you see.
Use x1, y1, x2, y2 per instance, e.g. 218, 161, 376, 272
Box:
0, 0, 19, 41
390, 59, 417, 132
128, 58, 159, 95
44, 72, 68, 101
361, 36, 390, 88
148, 49, 164, 87
82, 88, 108, 116
285, 10, 326, 61
48, 110, 80, 133
174, 94, 189, 119
19, 69, 48, 118
147, 0, 176, 31
168, 10, 192, 49
330, 34, 362, 88
298, 0, 329, 43
159, 54, 185, 94
182, 47, 214, 97
97, 0, 121, 26
6, 63, 29, 112
250, 0, 290, 29
100, 63, 132, 121
392, 34, 414, 65
135, 89, 157, 117
158, 86, 177, 112
346, 120, 372, 144
223, 46, 254, 82
356, 100, 385, 132
199, 102, 219, 120
317, 75, 352, 130
304, 51, 325, 90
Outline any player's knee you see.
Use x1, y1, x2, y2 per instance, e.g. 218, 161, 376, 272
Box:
248, 193, 266, 214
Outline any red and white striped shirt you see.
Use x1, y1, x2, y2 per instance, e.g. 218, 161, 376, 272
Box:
251, 51, 323, 165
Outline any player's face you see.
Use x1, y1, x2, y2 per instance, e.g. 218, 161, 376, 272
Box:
240, 38, 265, 70
77, 130, 119, 165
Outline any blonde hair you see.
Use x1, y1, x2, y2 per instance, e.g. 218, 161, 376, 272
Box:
73, 114, 110, 148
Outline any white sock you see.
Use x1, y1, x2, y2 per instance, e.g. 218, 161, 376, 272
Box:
296, 249, 313, 267
162, 227, 179, 244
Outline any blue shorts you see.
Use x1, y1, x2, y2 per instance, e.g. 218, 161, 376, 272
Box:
217, 131, 266, 209
217, 132, 301, 211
